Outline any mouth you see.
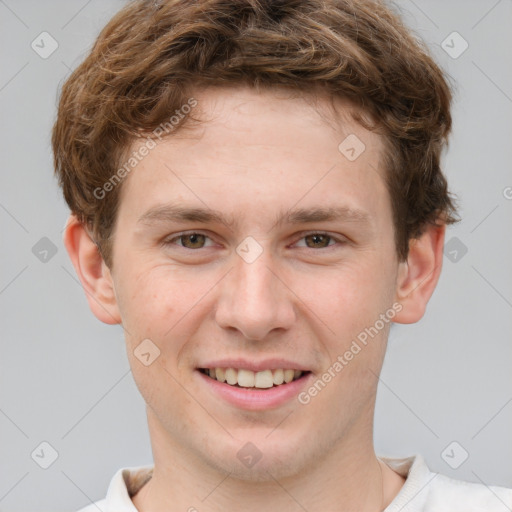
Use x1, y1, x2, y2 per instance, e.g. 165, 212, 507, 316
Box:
198, 367, 310, 389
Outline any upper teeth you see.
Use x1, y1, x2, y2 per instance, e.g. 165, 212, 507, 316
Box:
205, 368, 303, 388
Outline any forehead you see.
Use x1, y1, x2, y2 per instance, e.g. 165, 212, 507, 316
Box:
116, 85, 390, 229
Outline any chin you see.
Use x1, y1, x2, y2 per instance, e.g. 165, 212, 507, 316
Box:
201, 431, 311, 482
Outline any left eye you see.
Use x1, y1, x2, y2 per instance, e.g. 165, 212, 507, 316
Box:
295, 233, 336, 249
167, 233, 214, 249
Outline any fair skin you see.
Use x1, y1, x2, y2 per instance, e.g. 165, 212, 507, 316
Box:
64, 86, 445, 512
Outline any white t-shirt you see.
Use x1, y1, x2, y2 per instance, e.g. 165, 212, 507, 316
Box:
75, 454, 512, 511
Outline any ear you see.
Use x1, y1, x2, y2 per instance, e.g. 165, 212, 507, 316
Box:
63, 215, 121, 325
393, 223, 446, 324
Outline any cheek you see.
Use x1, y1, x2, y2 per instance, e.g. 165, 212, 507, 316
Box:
115, 265, 222, 369
300, 260, 393, 337
117, 269, 199, 412
299, 265, 394, 412
116, 266, 194, 337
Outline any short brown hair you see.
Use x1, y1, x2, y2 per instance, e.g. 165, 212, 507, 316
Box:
52, 0, 458, 268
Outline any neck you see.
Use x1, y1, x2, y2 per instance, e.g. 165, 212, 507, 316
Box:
132, 408, 405, 512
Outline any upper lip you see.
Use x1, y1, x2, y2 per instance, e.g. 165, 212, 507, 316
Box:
197, 358, 311, 373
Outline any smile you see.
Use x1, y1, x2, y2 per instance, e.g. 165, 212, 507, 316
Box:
199, 367, 307, 389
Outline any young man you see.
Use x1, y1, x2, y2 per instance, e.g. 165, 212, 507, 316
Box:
53, 0, 512, 510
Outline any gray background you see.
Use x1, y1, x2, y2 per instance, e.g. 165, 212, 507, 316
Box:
1, 0, 511, 510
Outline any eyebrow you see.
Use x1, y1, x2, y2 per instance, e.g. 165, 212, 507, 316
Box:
279, 206, 370, 227
137, 204, 370, 229
137, 205, 236, 227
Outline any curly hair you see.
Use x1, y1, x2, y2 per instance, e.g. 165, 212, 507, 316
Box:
52, 0, 459, 268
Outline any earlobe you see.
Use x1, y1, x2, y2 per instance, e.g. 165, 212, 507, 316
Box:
393, 223, 446, 324
63, 215, 121, 325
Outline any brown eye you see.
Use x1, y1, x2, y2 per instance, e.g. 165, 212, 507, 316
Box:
304, 234, 332, 248
179, 233, 206, 249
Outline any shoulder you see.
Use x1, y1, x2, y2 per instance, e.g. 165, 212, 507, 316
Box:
72, 464, 153, 512
382, 454, 512, 512
426, 472, 512, 511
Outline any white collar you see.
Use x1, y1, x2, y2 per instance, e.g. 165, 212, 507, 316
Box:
103, 455, 424, 511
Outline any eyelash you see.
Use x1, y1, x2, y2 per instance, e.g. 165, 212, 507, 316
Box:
163, 231, 346, 250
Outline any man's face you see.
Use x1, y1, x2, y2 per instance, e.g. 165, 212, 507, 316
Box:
108, 86, 401, 479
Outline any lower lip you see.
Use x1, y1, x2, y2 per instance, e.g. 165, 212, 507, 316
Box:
197, 370, 312, 410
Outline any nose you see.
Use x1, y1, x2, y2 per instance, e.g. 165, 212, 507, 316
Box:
215, 250, 296, 341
